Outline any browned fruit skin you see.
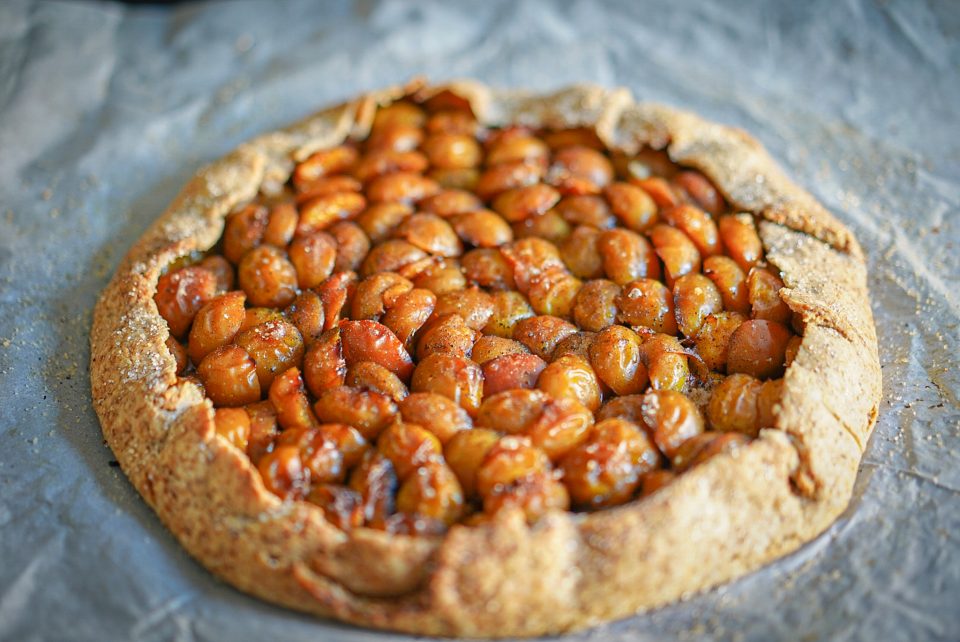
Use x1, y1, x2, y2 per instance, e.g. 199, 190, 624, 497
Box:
234, 319, 305, 391
500, 237, 564, 294
298, 192, 367, 236
307, 485, 364, 530
560, 226, 604, 279
598, 228, 660, 285
475, 161, 545, 201
707, 373, 763, 436
537, 354, 602, 412
640, 390, 705, 459
631, 176, 681, 210
703, 255, 750, 315
493, 184, 561, 223
238, 246, 298, 309
243, 400, 279, 464
258, 445, 309, 500
396, 461, 465, 525
380, 288, 435, 353
486, 134, 549, 166
351, 272, 413, 320
483, 291, 533, 337
674, 170, 725, 215
748, 267, 792, 324
661, 204, 721, 257
313, 386, 398, 441
526, 268, 582, 319
512, 315, 577, 359
475, 436, 552, 499
240, 307, 284, 333
482, 353, 547, 397
649, 224, 700, 287
573, 279, 620, 332
471, 335, 529, 364
293, 145, 359, 189
548, 146, 613, 194
445, 428, 500, 499
639, 469, 676, 497
357, 202, 412, 244
288, 232, 337, 289
377, 422, 443, 481
199, 255, 236, 293
296, 176, 362, 202
694, 311, 746, 373
349, 450, 398, 526
198, 345, 261, 407
589, 325, 648, 396
453, 211, 514, 248
514, 210, 572, 246
421, 134, 481, 170
366, 172, 439, 204
433, 287, 495, 330
214, 407, 251, 450
155, 266, 218, 338
672, 432, 750, 472
393, 213, 463, 257
339, 320, 415, 382
416, 314, 478, 360
421, 189, 482, 217
560, 418, 661, 508
154, 104, 802, 533
726, 319, 793, 380
482, 472, 570, 523
276, 427, 349, 485
166, 336, 189, 374
640, 334, 690, 392
188, 291, 246, 363
476, 389, 548, 435
673, 273, 723, 338
345, 360, 409, 403
328, 222, 371, 273
317, 271, 358, 330
411, 353, 484, 417
399, 393, 472, 444
269, 367, 316, 430
223, 204, 267, 265
605, 182, 658, 232
616, 278, 678, 335
718, 214, 762, 272
756, 378, 784, 428
316, 423, 369, 469
524, 396, 594, 461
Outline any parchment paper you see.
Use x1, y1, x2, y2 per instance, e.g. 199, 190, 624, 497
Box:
0, 1, 957, 640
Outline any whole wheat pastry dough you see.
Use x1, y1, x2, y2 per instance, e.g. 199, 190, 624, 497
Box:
90, 80, 881, 637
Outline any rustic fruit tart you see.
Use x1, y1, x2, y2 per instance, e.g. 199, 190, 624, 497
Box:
91, 81, 881, 637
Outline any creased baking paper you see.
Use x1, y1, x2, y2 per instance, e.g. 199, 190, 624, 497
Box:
0, 0, 957, 640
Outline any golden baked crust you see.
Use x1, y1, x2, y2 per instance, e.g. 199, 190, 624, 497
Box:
90, 80, 881, 637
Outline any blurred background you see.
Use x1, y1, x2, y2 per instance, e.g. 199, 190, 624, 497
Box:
0, 1, 957, 641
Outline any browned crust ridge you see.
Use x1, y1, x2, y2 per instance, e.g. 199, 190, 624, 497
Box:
90, 80, 881, 637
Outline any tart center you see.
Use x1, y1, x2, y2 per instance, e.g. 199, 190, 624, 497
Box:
154, 94, 800, 535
